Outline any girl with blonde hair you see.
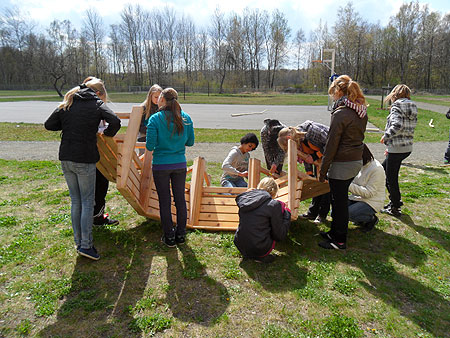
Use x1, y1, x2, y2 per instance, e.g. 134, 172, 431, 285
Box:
45, 78, 121, 260
318, 75, 368, 250
234, 177, 291, 263
380, 84, 417, 216
138, 84, 163, 143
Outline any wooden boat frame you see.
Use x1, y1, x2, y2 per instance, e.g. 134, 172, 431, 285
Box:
96, 106, 330, 231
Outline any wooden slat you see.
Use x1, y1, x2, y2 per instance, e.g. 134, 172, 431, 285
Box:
200, 204, 238, 213
202, 186, 247, 194
299, 180, 330, 201
189, 157, 205, 225
288, 139, 298, 213
115, 112, 130, 119
201, 196, 239, 206
139, 151, 154, 209
189, 220, 239, 231
199, 212, 240, 222
248, 158, 260, 188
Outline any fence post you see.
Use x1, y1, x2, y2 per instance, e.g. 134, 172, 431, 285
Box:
183, 81, 186, 100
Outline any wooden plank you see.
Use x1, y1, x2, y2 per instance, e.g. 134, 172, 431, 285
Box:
189, 157, 206, 225
199, 212, 239, 222
248, 158, 260, 188
201, 196, 239, 206
190, 220, 239, 231
200, 204, 239, 213
203, 186, 247, 194
299, 180, 330, 201
288, 139, 298, 213
139, 151, 154, 210
117, 106, 143, 190
115, 112, 130, 119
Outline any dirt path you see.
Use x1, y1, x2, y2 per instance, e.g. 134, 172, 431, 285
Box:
1, 140, 448, 165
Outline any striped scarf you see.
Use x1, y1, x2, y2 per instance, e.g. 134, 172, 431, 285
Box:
332, 96, 367, 118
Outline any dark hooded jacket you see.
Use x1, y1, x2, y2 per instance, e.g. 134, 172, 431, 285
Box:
234, 189, 291, 258
44, 87, 121, 163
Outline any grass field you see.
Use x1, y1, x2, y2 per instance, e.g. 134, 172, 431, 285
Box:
0, 159, 449, 337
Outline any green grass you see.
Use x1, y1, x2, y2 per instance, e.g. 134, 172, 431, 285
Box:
412, 95, 450, 107
0, 158, 449, 337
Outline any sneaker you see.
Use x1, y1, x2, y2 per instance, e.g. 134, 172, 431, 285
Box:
94, 214, 119, 226
381, 206, 402, 217
299, 213, 317, 220
319, 231, 332, 241
78, 247, 100, 260
254, 254, 276, 264
444, 158, 449, 165
318, 240, 346, 250
314, 215, 327, 224
175, 235, 186, 245
360, 215, 379, 233
161, 235, 176, 248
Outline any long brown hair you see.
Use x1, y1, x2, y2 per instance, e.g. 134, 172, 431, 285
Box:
159, 87, 184, 135
142, 84, 163, 119
384, 84, 411, 103
328, 75, 366, 105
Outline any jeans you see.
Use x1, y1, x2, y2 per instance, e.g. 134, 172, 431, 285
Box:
348, 200, 376, 224
382, 152, 410, 208
61, 161, 96, 249
221, 177, 248, 188
153, 168, 187, 239
328, 177, 354, 243
94, 169, 109, 219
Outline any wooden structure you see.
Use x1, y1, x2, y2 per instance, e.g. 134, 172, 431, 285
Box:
96, 106, 330, 231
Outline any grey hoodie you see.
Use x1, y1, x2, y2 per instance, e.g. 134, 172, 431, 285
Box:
384, 98, 418, 153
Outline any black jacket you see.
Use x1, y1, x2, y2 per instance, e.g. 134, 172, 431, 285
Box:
44, 88, 121, 163
234, 189, 291, 258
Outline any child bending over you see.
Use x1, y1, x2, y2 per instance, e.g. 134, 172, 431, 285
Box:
234, 177, 291, 264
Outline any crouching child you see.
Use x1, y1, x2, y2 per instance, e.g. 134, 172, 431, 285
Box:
234, 177, 291, 263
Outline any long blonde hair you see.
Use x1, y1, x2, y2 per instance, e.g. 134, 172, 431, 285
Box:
384, 84, 411, 103
142, 84, 163, 119
277, 127, 306, 152
328, 75, 366, 105
257, 177, 279, 198
59, 77, 107, 111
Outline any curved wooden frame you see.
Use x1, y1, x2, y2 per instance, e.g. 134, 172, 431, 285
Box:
96, 106, 330, 231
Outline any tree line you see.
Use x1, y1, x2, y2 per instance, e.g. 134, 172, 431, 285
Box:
0, 1, 449, 96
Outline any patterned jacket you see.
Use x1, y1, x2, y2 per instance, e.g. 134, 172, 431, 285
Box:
384, 98, 418, 153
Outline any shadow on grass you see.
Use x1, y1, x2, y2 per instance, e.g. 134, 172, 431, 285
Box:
400, 214, 450, 254
290, 220, 450, 337
162, 243, 230, 324
39, 220, 159, 337
39, 220, 230, 337
403, 162, 450, 173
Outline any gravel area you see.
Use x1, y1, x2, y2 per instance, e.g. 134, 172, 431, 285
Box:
0, 140, 448, 165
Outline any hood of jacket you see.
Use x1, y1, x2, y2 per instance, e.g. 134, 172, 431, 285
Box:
392, 98, 418, 120
235, 189, 272, 212
73, 87, 101, 102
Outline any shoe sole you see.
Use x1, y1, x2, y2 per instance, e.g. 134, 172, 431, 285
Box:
319, 232, 332, 240
161, 238, 176, 248
78, 251, 100, 261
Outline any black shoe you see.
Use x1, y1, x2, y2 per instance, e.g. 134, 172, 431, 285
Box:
299, 213, 317, 220
78, 246, 100, 260
361, 215, 379, 233
319, 231, 332, 241
381, 206, 401, 217
161, 235, 176, 248
314, 215, 327, 224
175, 235, 186, 245
254, 254, 276, 264
318, 240, 346, 250
94, 214, 119, 226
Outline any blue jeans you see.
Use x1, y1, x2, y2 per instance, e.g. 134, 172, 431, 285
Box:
348, 200, 376, 224
153, 168, 187, 239
221, 177, 248, 188
61, 161, 96, 249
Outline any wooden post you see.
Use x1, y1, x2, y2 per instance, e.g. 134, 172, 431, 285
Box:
248, 158, 261, 188
189, 157, 206, 226
287, 139, 298, 215
117, 105, 143, 190
139, 151, 154, 212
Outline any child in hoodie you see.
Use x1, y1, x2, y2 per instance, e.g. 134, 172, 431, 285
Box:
380, 84, 417, 217
234, 177, 291, 263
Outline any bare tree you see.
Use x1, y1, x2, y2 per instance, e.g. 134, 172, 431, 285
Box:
293, 28, 306, 85
83, 9, 105, 77
177, 14, 196, 84
210, 7, 229, 93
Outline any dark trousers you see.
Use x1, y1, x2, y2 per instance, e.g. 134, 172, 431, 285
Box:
94, 168, 109, 219
307, 193, 331, 217
153, 168, 187, 239
445, 129, 450, 161
382, 152, 410, 208
328, 177, 354, 243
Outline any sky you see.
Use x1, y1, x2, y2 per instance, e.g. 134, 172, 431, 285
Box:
2, 0, 449, 38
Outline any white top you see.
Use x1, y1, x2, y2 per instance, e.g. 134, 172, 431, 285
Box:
348, 159, 386, 212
